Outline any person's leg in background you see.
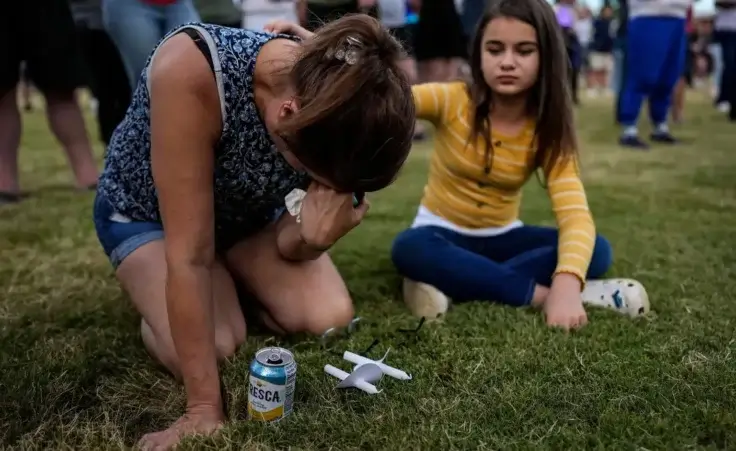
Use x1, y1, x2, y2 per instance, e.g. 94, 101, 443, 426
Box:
25, 0, 100, 192
77, 26, 132, 146
671, 50, 691, 124
390, 25, 426, 139
613, 42, 627, 123
648, 17, 686, 142
18, 62, 34, 112
163, 0, 201, 35
618, 16, 673, 149
709, 37, 724, 104
103, 0, 166, 91
721, 31, 736, 121
0, 19, 24, 202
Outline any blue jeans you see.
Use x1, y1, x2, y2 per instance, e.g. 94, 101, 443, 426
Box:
709, 42, 723, 99
93, 192, 164, 269
611, 46, 626, 95
102, 0, 200, 90
619, 17, 686, 127
391, 225, 613, 307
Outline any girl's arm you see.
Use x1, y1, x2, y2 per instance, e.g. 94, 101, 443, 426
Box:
546, 158, 597, 285
412, 82, 460, 125
149, 35, 224, 415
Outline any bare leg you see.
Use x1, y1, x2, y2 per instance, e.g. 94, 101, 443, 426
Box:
43, 91, 100, 189
21, 81, 33, 111
0, 87, 22, 195
671, 77, 686, 123
226, 222, 354, 336
419, 59, 448, 83
115, 240, 246, 378
397, 58, 425, 138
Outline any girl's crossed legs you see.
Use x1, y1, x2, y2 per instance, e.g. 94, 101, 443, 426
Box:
391, 225, 648, 318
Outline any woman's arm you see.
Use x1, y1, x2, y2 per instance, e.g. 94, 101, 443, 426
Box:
149, 35, 224, 413
263, 20, 314, 40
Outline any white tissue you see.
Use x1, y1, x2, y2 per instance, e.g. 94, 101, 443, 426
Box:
284, 188, 307, 217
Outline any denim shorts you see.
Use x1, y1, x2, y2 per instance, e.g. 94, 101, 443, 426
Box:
93, 192, 290, 269
93, 193, 164, 269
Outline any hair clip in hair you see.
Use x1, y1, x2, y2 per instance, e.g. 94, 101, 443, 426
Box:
325, 35, 363, 66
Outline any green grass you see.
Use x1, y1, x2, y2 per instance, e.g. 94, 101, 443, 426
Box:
2, 94, 736, 450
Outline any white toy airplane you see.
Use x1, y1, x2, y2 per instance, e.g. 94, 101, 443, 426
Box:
324, 348, 412, 395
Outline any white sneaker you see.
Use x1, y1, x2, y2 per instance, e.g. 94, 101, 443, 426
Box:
402, 279, 450, 319
581, 278, 650, 317
717, 102, 730, 114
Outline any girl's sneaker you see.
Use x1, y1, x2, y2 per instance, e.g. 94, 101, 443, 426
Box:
581, 278, 650, 317
402, 279, 450, 319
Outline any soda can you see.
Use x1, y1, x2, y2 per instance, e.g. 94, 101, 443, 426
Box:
248, 347, 296, 422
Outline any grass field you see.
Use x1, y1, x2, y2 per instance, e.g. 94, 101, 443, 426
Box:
1, 95, 735, 450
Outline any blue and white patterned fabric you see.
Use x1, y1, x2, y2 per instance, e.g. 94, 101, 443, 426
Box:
97, 23, 310, 248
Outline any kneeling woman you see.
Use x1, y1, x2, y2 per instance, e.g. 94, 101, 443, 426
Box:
391, 0, 649, 327
93, 16, 413, 449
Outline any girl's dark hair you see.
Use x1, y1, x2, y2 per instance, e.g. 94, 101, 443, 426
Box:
278, 14, 415, 193
466, 0, 578, 179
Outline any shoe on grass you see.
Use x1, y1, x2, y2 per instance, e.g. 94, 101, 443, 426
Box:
582, 278, 650, 317
402, 278, 450, 319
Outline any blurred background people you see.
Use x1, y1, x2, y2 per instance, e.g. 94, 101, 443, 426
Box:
102, 0, 201, 90
194, 0, 242, 27
0, 0, 99, 205
71, 0, 132, 145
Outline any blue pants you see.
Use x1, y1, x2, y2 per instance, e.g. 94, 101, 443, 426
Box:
391, 225, 613, 307
619, 16, 686, 127
102, 0, 200, 90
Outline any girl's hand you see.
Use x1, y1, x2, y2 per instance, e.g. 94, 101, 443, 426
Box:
263, 20, 314, 40
543, 274, 588, 330
298, 181, 369, 250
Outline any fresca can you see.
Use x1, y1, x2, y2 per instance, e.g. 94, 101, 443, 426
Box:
248, 347, 296, 422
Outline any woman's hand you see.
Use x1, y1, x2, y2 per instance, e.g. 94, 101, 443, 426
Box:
137, 406, 224, 451
543, 273, 588, 330
298, 181, 369, 251
263, 19, 314, 40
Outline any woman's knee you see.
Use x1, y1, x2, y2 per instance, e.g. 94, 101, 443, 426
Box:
588, 234, 614, 279
276, 294, 355, 336
214, 320, 246, 361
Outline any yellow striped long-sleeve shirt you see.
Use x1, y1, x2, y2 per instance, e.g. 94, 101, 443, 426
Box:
413, 82, 596, 283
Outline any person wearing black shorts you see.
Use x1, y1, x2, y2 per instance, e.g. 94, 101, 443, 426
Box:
71, 0, 132, 146
413, 0, 466, 82
303, 0, 361, 31
0, 0, 99, 204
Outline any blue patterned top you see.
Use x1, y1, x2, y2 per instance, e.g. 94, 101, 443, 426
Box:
97, 23, 309, 248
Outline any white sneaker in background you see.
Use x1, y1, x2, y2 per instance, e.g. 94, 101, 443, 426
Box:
582, 278, 650, 317
717, 102, 730, 114
402, 279, 450, 319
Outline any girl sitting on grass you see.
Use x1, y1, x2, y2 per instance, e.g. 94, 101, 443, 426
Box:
389, 0, 650, 329
263, 2, 651, 330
